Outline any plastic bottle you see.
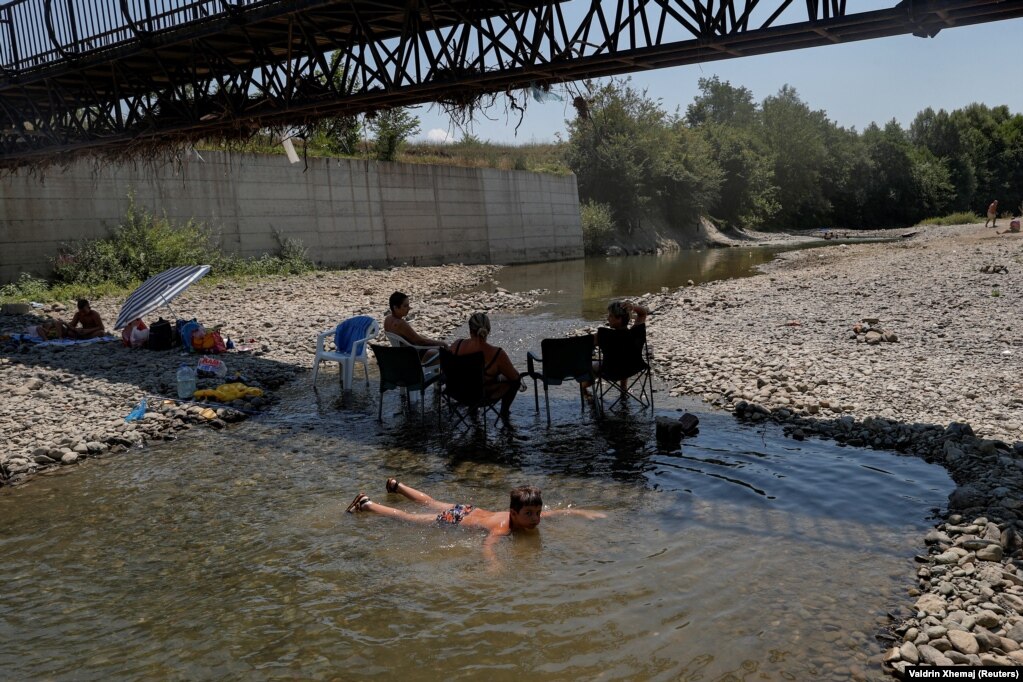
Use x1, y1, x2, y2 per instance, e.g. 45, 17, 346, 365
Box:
176, 364, 197, 400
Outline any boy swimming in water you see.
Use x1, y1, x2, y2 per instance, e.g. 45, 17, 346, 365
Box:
347, 480, 605, 562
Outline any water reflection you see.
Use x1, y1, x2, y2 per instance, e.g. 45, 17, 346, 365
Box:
491, 248, 794, 319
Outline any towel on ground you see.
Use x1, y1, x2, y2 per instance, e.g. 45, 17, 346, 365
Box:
11, 334, 117, 347
334, 316, 375, 354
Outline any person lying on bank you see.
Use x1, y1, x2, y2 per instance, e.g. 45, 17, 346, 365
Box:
347, 480, 605, 564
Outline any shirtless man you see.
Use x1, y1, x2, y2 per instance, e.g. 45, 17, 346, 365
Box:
347, 480, 605, 563
66, 299, 105, 339
383, 291, 446, 363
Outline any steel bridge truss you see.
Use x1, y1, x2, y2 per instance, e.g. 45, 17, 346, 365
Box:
1, 0, 1022, 165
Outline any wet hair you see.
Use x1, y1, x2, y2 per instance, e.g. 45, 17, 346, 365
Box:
510, 486, 542, 511
468, 312, 491, 341
77, 299, 90, 310
607, 300, 629, 325
388, 291, 408, 313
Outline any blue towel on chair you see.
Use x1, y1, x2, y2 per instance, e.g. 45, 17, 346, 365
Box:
334, 316, 375, 354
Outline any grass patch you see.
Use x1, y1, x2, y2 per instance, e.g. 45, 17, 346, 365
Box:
915, 212, 982, 226
198, 135, 571, 175
1, 196, 315, 305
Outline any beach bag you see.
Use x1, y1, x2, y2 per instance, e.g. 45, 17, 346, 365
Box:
130, 325, 150, 349
148, 318, 173, 351
211, 331, 227, 354
180, 320, 202, 352
121, 319, 147, 348
191, 330, 227, 354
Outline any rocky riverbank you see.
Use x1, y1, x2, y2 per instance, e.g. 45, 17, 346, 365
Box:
638, 223, 1023, 677
0, 264, 539, 486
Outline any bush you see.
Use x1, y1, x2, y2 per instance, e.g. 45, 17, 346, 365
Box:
580, 200, 616, 255
915, 211, 981, 226
0, 273, 51, 303
41, 195, 314, 295
52, 196, 224, 286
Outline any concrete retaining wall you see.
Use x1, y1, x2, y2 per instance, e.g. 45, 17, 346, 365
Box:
0, 151, 582, 283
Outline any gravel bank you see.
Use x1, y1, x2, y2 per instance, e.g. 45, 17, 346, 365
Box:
0, 264, 538, 486
639, 223, 1023, 677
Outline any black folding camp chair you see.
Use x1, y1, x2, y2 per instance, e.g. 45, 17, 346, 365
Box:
595, 326, 653, 417
438, 348, 503, 430
526, 334, 595, 426
371, 344, 441, 421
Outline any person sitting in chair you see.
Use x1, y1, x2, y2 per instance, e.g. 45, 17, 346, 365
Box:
449, 312, 524, 421
384, 291, 447, 364
583, 299, 650, 396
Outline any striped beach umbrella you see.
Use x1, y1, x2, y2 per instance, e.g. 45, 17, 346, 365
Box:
114, 265, 211, 330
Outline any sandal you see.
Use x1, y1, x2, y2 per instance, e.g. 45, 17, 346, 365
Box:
386, 478, 400, 494
345, 493, 371, 514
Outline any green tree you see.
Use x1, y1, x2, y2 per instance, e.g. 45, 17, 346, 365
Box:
369, 108, 421, 161
656, 124, 724, 224
685, 76, 758, 128
565, 79, 672, 229
684, 77, 779, 228
696, 123, 778, 228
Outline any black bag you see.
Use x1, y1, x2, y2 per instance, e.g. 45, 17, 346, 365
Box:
149, 318, 173, 351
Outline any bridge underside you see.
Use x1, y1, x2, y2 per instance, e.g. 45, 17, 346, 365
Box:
1, 0, 1022, 167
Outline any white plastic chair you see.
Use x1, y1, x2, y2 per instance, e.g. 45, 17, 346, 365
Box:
384, 331, 441, 381
312, 319, 379, 390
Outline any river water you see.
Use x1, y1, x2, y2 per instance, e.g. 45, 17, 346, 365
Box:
0, 248, 951, 681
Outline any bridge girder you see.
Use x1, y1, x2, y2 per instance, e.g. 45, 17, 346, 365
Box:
0, 0, 1021, 167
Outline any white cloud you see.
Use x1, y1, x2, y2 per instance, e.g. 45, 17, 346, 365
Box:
426, 128, 455, 143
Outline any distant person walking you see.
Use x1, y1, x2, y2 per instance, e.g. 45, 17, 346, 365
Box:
985, 200, 999, 228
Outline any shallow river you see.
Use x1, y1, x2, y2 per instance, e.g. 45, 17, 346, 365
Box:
0, 249, 951, 681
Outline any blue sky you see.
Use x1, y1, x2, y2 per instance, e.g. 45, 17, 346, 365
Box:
411, 13, 1023, 145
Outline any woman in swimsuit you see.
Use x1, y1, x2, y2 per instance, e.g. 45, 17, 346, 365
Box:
449, 312, 523, 419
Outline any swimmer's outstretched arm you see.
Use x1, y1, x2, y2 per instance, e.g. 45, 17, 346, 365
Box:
541, 508, 607, 520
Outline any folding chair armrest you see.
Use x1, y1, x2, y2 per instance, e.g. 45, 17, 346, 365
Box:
526, 350, 542, 375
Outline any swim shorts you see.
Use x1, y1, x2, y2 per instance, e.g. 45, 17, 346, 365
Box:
436, 504, 474, 525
